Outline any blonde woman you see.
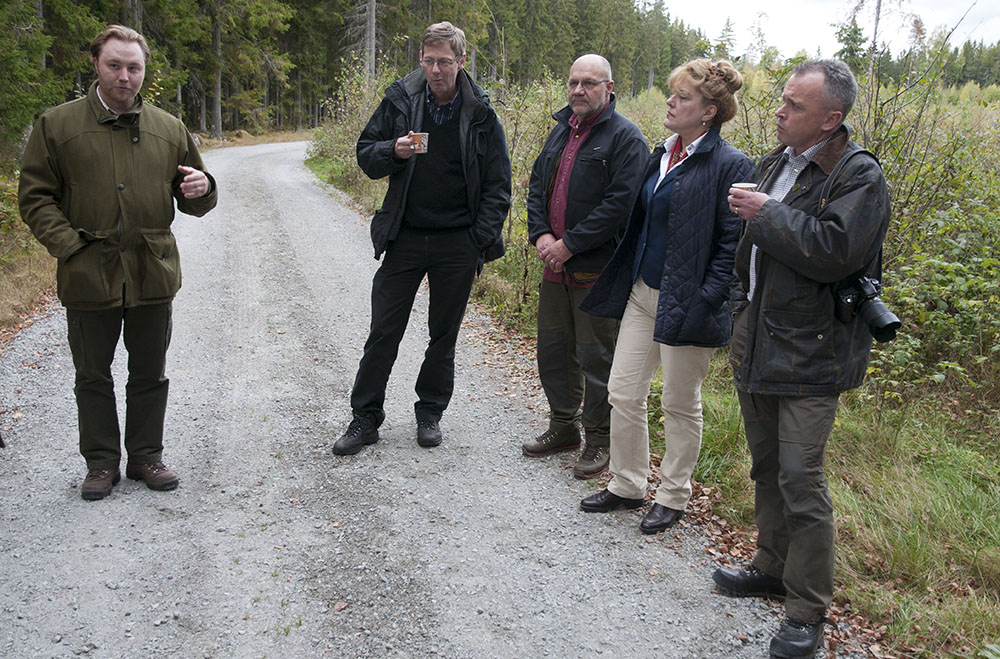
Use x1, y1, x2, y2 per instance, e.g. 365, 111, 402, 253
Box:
578, 60, 751, 533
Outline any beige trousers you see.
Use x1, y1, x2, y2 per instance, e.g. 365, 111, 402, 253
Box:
605, 280, 714, 509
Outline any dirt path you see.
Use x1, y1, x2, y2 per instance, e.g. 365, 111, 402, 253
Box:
1, 141, 800, 658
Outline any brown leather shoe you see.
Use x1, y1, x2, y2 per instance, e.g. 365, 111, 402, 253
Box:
125, 461, 179, 491
81, 468, 121, 501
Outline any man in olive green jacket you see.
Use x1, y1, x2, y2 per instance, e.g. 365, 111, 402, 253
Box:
18, 25, 217, 500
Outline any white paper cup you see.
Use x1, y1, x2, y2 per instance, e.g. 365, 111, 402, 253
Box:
731, 182, 758, 192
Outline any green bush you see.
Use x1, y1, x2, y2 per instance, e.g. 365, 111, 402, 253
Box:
308, 54, 397, 215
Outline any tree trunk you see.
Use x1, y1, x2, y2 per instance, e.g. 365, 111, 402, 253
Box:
123, 0, 142, 29
211, 3, 223, 139
37, 0, 45, 70
296, 71, 303, 131
868, 0, 882, 80
365, 0, 376, 80
176, 83, 183, 121
199, 88, 207, 133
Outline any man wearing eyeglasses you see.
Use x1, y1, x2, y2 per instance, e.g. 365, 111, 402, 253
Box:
521, 54, 648, 479
334, 21, 512, 455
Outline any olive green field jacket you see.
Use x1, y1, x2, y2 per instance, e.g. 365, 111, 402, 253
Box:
18, 82, 218, 310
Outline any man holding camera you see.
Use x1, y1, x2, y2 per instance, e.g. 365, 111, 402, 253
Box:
717, 60, 891, 658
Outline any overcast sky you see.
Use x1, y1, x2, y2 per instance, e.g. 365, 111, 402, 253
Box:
665, 0, 998, 60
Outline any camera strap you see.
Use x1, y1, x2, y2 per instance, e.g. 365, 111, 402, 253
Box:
824, 148, 884, 288
818, 147, 878, 212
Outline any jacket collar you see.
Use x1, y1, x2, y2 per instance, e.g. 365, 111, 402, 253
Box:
652, 125, 722, 159
762, 124, 851, 175
87, 80, 144, 125
397, 68, 487, 114
811, 124, 851, 174
553, 93, 618, 127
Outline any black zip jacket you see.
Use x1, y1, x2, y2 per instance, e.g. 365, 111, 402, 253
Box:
356, 68, 511, 263
526, 96, 648, 274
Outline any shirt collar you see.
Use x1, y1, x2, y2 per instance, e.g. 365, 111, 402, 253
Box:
783, 135, 832, 164
568, 100, 609, 131
95, 85, 141, 120
663, 130, 708, 158
425, 83, 462, 111
95, 86, 117, 115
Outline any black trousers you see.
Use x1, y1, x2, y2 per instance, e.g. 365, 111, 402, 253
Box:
66, 302, 172, 469
350, 226, 479, 426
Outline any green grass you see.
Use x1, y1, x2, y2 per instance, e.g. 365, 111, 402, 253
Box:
827, 396, 1000, 655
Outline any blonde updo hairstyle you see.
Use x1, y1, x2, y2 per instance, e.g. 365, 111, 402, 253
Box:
667, 59, 743, 128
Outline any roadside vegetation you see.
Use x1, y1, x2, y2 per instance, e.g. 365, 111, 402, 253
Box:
309, 51, 1000, 659
0, 175, 53, 333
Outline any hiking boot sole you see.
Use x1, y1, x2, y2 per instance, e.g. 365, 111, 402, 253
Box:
572, 463, 609, 479
521, 442, 581, 457
125, 468, 179, 491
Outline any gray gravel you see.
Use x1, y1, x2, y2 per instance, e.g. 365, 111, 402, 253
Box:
1, 141, 822, 657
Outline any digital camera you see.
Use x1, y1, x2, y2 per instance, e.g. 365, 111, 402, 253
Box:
834, 277, 901, 343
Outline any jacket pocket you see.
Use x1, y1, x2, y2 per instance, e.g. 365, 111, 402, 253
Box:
757, 309, 836, 385
139, 230, 181, 300
675, 290, 729, 347
571, 155, 609, 204
729, 306, 749, 373
57, 230, 112, 305
370, 208, 392, 256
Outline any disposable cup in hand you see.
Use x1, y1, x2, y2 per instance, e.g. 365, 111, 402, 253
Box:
412, 132, 429, 153
731, 182, 758, 192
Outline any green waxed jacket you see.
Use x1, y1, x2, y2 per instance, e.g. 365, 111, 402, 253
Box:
729, 125, 891, 396
18, 82, 218, 310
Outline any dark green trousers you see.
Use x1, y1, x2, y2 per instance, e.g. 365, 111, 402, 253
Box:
738, 390, 838, 623
536, 279, 619, 448
66, 303, 172, 469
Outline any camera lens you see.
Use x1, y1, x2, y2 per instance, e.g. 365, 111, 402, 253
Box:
859, 298, 901, 343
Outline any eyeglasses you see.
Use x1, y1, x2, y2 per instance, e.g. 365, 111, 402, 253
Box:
567, 79, 610, 90
421, 57, 456, 69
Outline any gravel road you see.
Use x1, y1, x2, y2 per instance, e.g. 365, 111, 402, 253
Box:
1, 141, 812, 658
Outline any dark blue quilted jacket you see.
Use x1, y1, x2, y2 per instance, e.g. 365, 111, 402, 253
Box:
581, 127, 752, 347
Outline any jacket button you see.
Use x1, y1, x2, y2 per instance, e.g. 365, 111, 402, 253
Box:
817, 334, 823, 340
118, 183, 125, 190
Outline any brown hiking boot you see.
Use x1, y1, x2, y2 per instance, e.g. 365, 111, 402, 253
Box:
521, 426, 582, 456
81, 468, 121, 501
125, 461, 179, 491
572, 444, 610, 479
